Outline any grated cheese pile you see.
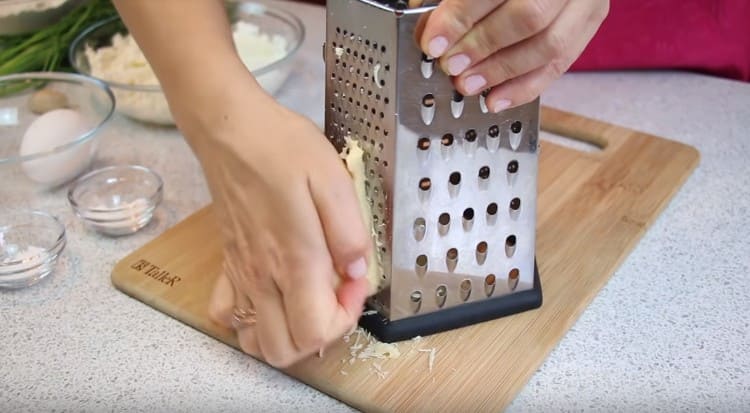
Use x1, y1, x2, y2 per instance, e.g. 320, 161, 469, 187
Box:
84, 21, 289, 124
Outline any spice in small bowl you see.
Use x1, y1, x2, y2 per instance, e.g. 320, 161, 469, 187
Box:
0, 209, 66, 289
67, 164, 163, 236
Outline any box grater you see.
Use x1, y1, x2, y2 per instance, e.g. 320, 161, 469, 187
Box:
323, 0, 542, 342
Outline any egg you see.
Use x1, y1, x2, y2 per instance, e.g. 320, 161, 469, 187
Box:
20, 108, 94, 187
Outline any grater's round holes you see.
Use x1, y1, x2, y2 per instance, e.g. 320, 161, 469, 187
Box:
354, 50, 358, 58
441, 134, 454, 146
336, 27, 341, 34
384, 97, 390, 104
356, 69, 361, 75
368, 90, 373, 96
410, 290, 422, 313
373, 41, 378, 50
357, 35, 362, 42
463, 208, 474, 221
365, 39, 370, 46
484, 274, 496, 297
460, 279, 472, 301
510, 197, 521, 210
384, 129, 389, 136
366, 121, 371, 128
487, 202, 498, 216
415, 255, 428, 275
348, 97, 353, 103
466, 129, 477, 142
511, 121, 523, 134
372, 108, 376, 115
385, 64, 390, 71
446, 248, 458, 272
330, 72, 336, 79
375, 93, 381, 100
476, 241, 488, 265
489, 125, 500, 138
346, 47, 351, 54
418, 137, 430, 150
449, 172, 461, 185
438, 212, 450, 226
505, 235, 517, 257
419, 178, 431, 191
364, 104, 369, 111
508, 268, 520, 291
507, 160, 519, 173
368, 57, 373, 64
383, 160, 388, 167
364, 72, 369, 79
478, 166, 491, 180
381, 45, 386, 53
379, 142, 384, 151
361, 54, 366, 62
435, 285, 447, 308
379, 112, 384, 119
379, 79, 385, 87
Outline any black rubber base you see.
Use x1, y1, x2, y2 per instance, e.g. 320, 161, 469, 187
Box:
358, 260, 543, 343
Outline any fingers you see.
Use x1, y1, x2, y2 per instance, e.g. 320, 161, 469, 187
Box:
208, 271, 235, 328
308, 151, 372, 281
455, 0, 608, 108
418, 0, 499, 59
440, 0, 568, 76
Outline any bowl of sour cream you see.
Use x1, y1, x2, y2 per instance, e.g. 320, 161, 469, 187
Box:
0, 72, 115, 205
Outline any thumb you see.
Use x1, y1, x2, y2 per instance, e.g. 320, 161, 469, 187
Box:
309, 150, 376, 291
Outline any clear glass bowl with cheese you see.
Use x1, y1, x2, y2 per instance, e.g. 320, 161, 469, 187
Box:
68, 1, 305, 126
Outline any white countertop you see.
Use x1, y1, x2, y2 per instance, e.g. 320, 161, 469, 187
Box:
2, 2, 748, 411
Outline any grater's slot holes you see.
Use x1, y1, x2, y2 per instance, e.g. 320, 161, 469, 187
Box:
449, 171, 461, 184
410, 290, 422, 313
488, 125, 500, 138
438, 213, 451, 236
486, 202, 498, 225
505, 235, 517, 258
479, 89, 490, 113
441, 133, 454, 159
418, 137, 430, 151
413, 218, 426, 241
451, 90, 464, 118
446, 248, 458, 272
421, 94, 435, 125
510, 121, 523, 151
441, 133, 454, 146
435, 285, 447, 308
508, 268, 520, 291
465, 129, 477, 142
462, 208, 474, 231
511, 121, 523, 134
419, 178, 431, 191
415, 255, 428, 276
460, 279, 472, 301
478, 166, 491, 189
476, 241, 488, 265
509, 197, 521, 220
507, 160, 519, 186
484, 274, 496, 297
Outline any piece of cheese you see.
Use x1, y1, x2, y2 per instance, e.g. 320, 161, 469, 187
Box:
343, 137, 382, 296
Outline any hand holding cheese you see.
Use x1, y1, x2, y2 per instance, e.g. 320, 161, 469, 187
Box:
114, 0, 374, 368
412, 0, 608, 112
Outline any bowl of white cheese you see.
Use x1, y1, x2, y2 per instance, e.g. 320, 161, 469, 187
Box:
0, 72, 115, 205
68, 1, 305, 126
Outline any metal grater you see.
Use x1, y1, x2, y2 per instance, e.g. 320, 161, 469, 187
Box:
323, 0, 543, 342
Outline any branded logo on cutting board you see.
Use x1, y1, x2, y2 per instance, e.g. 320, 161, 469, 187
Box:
130, 259, 181, 287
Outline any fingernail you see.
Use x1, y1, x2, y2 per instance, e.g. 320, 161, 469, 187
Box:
464, 75, 487, 95
346, 257, 367, 279
428, 36, 449, 58
493, 99, 512, 113
446, 54, 470, 76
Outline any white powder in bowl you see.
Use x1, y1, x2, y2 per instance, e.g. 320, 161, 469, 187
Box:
84, 21, 291, 125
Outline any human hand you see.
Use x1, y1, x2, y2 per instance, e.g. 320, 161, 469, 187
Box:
176, 80, 373, 368
411, 0, 609, 112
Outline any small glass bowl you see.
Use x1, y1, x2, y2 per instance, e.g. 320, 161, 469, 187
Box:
67, 165, 163, 236
0, 209, 66, 289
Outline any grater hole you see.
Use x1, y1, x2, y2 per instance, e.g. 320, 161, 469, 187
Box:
452, 90, 464, 102
487, 202, 498, 217
489, 125, 500, 138
478, 166, 491, 180
449, 172, 461, 185
476, 241, 488, 265
508, 268, 520, 291
422, 94, 435, 107
438, 212, 451, 235
415, 255, 428, 276
410, 290, 422, 313
511, 121, 523, 134
414, 218, 426, 241
505, 235, 517, 258
441, 133, 454, 146
336, 27, 341, 34
379, 79, 385, 87
484, 274, 496, 297
463, 208, 474, 220
418, 137, 430, 150
465, 129, 477, 142
419, 178, 431, 191
381, 45, 386, 53
460, 279, 471, 301
507, 160, 519, 173
435, 285, 447, 308
510, 197, 521, 211
384, 97, 390, 104
446, 248, 458, 272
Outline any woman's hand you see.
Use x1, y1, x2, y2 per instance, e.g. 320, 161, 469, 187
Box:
412, 0, 609, 112
180, 79, 372, 368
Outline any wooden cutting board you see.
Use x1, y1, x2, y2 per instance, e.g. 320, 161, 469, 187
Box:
111, 106, 699, 412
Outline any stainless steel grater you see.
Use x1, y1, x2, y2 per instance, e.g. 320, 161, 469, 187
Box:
323, 0, 542, 342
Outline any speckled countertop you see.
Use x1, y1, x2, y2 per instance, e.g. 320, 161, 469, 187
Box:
2, 2, 749, 412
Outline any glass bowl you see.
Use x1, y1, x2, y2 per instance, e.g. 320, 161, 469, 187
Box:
68, 1, 305, 126
0, 72, 115, 203
67, 164, 163, 236
0, 209, 66, 289
0, 0, 84, 35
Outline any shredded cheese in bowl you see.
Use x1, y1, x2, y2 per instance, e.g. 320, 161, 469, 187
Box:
82, 20, 293, 125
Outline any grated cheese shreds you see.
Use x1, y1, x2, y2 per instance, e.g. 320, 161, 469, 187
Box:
418, 348, 436, 372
